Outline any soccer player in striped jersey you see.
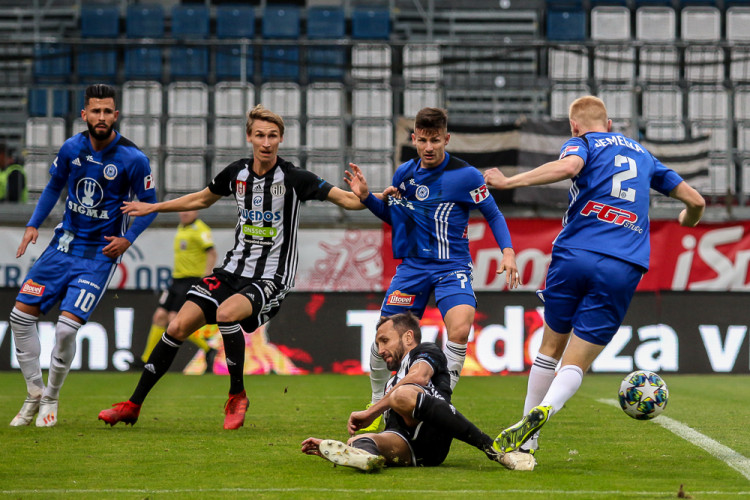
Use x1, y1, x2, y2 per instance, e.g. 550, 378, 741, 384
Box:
345, 107, 520, 432
485, 96, 705, 466
9, 84, 158, 427
99, 105, 366, 430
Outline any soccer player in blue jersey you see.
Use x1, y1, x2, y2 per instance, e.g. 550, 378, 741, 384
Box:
346, 107, 520, 431
484, 96, 705, 465
8, 84, 158, 427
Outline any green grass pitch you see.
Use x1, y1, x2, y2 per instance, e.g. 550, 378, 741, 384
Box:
1, 372, 749, 499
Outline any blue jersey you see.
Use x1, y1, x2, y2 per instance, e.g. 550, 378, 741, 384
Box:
553, 132, 683, 270
30, 131, 158, 261
369, 153, 512, 265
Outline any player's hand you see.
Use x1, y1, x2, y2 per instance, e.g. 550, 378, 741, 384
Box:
301, 437, 324, 457
382, 185, 401, 199
483, 168, 509, 189
344, 163, 371, 201
102, 236, 131, 259
16, 226, 38, 258
496, 248, 521, 289
347, 410, 376, 436
122, 201, 155, 216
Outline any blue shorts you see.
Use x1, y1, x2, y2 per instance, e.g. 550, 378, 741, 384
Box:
538, 247, 643, 346
381, 261, 476, 318
16, 246, 116, 321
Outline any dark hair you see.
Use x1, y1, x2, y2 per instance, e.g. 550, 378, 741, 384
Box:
84, 83, 117, 107
414, 107, 448, 133
376, 312, 422, 343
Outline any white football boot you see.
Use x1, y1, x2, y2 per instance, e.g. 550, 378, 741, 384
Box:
318, 439, 385, 472
9, 396, 41, 426
36, 397, 59, 427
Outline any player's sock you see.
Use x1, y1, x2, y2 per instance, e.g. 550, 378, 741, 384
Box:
524, 353, 559, 413
43, 316, 82, 400
219, 322, 245, 394
540, 364, 584, 416
351, 436, 382, 455
142, 324, 166, 363
10, 307, 45, 398
369, 341, 390, 404
130, 333, 183, 405
444, 340, 467, 390
187, 331, 210, 352
413, 392, 494, 452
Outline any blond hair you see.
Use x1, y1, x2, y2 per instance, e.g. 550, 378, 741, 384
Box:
569, 96, 609, 129
246, 104, 285, 136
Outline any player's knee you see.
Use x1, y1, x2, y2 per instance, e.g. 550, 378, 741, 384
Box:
165, 319, 192, 341
389, 386, 419, 414
215, 303, 250, 324
152, 308, 168, 326
447, 325, 471, 344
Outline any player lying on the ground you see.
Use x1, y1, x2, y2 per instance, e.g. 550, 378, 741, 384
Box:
300, 312, 534, 471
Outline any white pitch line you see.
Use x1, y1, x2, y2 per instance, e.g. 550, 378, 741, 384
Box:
598, 398, 750, 481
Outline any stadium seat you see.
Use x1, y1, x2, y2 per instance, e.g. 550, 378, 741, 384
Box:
546, 8, 587, 41
259, 82, 301, 117
167, 82, 209, 117
170, 5, 209, 80
591, 6, 633, 83
687, 86, 729, 121
25, 117, 66, 149
691, 121, 730, 154
352, 85, 393, 118
171, 4, 209, 38
597, 85, 634, 122
641, 85, 683, 120
214, 118, 248, 150
306, 120, 344, 150
215, 82, 255, 118
644, 120, 686, 141
682, 6, 723, 83
34, 44, 71, 81
403, 44, 442, 83
403, 85, 443, 117
261, 46, 300, 81
216, 5, 255, 81
306, 83, 345, 118
28, 88, 69, 117
25, 154, 55, 191
125, 5, 164, 80
80, 5, 120, 37
124, 47, 162, 81
77, 48, 117, 80
306, 8, 346, 81
350, 157, 392, 191
166, 118, 207, 149
352, 120, 393, 151
351, 44, 392, 81
278, 118, 301, 150
307, 157, 344, 187
262, 6, 301, 39
635, 6, 678, 82
591, 6, 631, 41
122, 81, 162, 116
119, 117, 161, 151
550, 83, 591, 119
351, 8, 390, 40
548, 46, 589, 81
164, 155, 206, 193
727, 7, 750, 82
217, 5, 255, 38
735, 86, 750, 121
307, 7, 345, 38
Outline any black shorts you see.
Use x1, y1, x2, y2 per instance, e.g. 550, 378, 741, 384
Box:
383, 384, 453, 467
158, 277, 202, 313
186, 269, 289, 332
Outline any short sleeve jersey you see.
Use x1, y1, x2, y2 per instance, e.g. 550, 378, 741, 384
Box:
553, 132, 683, 270
208, 156, 333, 286
388, 153, 497, 264
173, 219, 214, 279
384, 342, 452, 403
48, 131, 157, 261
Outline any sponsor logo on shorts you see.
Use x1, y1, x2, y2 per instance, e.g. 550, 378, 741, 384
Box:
386, 290, 415, 307
20, 279, 45, 296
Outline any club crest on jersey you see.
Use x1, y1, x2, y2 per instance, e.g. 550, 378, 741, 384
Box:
236, 180, 246, 197
415, 185, 430, 201
386, 290, 415, 307
470, 184, 489, 203
271, 183, 286, 197
103, 164, 118, 180
20, 279, 45, 296
560, 145, 580, 159
75, 178, 103, 208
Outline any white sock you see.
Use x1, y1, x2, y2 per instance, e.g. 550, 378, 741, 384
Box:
444, 340, 467, 391
369, 342, 390, 404
10, 307, 45, 398
43, 316, 82, 400
524, 353, 559, 414
541, 364, 584, 417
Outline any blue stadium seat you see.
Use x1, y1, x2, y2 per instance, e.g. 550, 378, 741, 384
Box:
217, 5, 255, 38
171, 5, 210, 39
307, 7, 346, 39
216, 45, 255, 81
126, 4, 164, 38
170, 47, 209, 80
28, 88, 69, 117
262, 46, 300, 81
33, 44, 71, 80
262, 6, 301, 39
547, 8, 587, 41
633, 0, 673, 6
80, 5, 120, 37
352, 8, 390, 40
125, 47, 162, 80
77, 48, 118, 80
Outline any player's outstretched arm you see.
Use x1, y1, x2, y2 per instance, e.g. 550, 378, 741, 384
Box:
485, 156, 583, 189
344, 163, 370, 201
670, 181, 706, 227
16, 226, 38, 258
327, 186, 366, 210
123, 188, 222, 216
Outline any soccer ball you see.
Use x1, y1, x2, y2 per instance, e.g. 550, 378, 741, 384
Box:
618, 370, 668, 420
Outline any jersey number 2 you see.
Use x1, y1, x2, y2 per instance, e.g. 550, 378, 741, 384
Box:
611, 154, 637, 202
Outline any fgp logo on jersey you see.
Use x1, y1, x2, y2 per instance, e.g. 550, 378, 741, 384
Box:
580, 200, 637, 226
68, 178, 110, 219
386, 290, 415, 307
20, 279, 45, 296
470, 184, 489, 204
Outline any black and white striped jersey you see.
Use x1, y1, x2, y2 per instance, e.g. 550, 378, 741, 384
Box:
208, 156, 333, 286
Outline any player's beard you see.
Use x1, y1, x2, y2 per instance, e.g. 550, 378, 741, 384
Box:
385, 341, 406, 371
87, 121, 114, 141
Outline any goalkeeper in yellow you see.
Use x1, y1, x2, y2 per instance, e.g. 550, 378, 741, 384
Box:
137, 211, 218, 373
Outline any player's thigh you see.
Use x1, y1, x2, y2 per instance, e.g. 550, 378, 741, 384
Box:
410, 423, 452, 467
573, 255, 642, 345
16, 248, 74, 314
167, 301, 208, 340
184, 273, 237, 325
381, 264, 432, 317
236, 279, 289, 332
58, 258, 117, 321
434, 267, 476, 318
538, 247, 590, 335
